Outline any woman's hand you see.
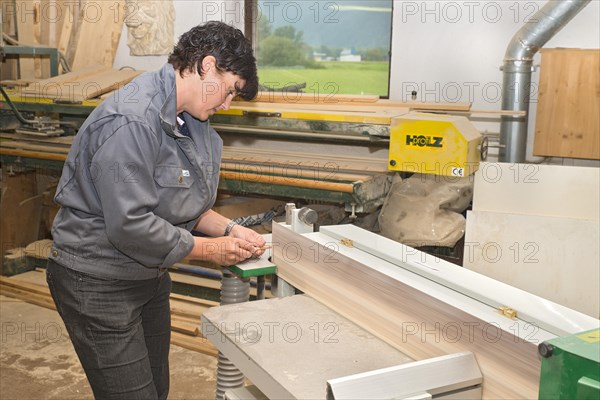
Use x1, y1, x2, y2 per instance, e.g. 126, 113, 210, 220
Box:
190, 236, 257, 266
229, 225, 267, 257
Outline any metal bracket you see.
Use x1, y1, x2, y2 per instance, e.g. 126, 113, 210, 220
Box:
326, 352, 483, 400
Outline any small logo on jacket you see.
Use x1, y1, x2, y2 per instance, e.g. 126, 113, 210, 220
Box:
182, 170, 190, 177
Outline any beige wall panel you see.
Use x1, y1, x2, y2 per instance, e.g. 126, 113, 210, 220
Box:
473, 162, 599, 220
464, 210, 599, 318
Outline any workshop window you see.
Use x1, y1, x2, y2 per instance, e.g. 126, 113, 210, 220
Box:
246, 0, 393, 98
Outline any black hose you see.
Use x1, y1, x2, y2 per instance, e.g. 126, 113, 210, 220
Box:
0, 85, 36, 124
0, 85, 79, 128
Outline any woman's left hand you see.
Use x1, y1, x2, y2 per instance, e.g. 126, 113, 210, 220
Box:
229, 225, 267, 257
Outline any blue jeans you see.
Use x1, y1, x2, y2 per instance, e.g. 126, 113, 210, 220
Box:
46, 259, 172, 400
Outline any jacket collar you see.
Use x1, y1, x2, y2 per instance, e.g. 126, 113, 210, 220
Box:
159, 64, 180, 138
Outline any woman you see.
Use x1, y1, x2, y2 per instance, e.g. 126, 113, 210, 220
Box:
46, 21, 264, 399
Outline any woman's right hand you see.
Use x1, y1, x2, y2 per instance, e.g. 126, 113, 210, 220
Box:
190, 236, 255, 266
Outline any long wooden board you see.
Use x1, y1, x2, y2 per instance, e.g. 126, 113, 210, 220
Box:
20, 68, 142, 101
70, 0, 125, 70
250, 91, 471, 112
271, 223, 577, 399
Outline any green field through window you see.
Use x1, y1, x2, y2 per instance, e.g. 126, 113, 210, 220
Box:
258, 61, 390, 97
254, 1, 393, 97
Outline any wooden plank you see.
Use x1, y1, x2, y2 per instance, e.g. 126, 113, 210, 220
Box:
220, 170, 354, 193
233, 100, 410, 115
70, 0, 125, 70
272, 223, 554, 399
170, 331, 218, 357
21, 65, 110, 92
319, 225, 596, 336
171, 271, 222, 290
170, 292, 219, 308
57, 3, 74, 58
226, 104, 395, 125
170, 298, 211, 319
21, 68, 141, 101
0, 147, 68, 161
37, 0, 51, 77
0, 276, 51, 297
64, 0, 82, 66
15, 0, 39, 79
222, 146, 390, 173
1, 0, 18, 80
472, 162, 600, 220
171, 319, 200, 337
0, 79, 40, 87
251, 92, 472, 112
464, 210, 599, 318
0, 285, 56, 310
533, 48, 600, 159
253, 91, 380, 104
221, 162, 379, 182
0, 141, 71, 154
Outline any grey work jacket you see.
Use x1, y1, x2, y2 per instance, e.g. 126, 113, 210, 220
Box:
50, 63, 222, 280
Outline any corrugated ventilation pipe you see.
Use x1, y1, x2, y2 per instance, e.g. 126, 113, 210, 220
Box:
499, 0, 591, 162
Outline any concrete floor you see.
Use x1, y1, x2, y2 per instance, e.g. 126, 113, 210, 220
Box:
0, 295, 217, 400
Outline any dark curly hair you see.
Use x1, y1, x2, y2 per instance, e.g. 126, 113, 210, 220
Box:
168, 21, 258, 101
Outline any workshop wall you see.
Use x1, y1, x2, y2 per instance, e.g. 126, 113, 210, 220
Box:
112, 0, 600, 165
113, 0, 243, 72
389, 0, 599, 165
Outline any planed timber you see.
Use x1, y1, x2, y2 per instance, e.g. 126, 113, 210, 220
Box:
271, 223, 594, 399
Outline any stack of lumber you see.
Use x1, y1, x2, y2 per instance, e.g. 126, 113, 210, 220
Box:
2, 0, 125, 80
0, 131, 385, 193
221, 146, 389, 193
0, 270, 217, 356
